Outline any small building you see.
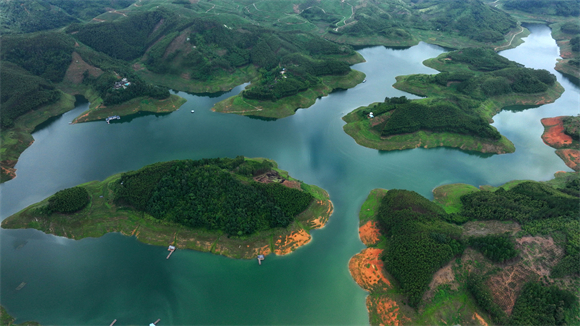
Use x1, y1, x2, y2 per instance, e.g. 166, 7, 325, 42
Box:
369, 112, 374, 118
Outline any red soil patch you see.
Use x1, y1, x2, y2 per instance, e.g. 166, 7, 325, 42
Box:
274, 229, 311, 255
487, 235, 564, 315
359, 220, 381, 246
473, 312, 488, 326
253, 170, 302, 190
366, 295, 410, 326
541, 116, 574, 148
556, 149, 580, 171
306, 199, 333, 229
349, 248, 390, 292
1, 166, 16, 179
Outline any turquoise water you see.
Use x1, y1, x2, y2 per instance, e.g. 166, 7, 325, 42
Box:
1, 24, 578, 325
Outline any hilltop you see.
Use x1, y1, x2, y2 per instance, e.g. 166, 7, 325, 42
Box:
350, 172, 579, 325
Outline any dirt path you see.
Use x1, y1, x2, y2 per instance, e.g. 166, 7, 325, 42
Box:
495, 25, 524, 51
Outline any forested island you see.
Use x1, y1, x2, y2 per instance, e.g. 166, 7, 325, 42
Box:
541, 115, 580, 171
350, 172, 579, 325
1, 157, 333, 259
343, 47, 564, 154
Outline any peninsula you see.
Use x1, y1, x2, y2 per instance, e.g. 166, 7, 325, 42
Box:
1, 157, 333, 259
350, 171, 579, 325
343, 47, 564, 154
541, 115, 580, 171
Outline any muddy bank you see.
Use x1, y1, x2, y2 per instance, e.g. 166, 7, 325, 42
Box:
541, 116, 579, 171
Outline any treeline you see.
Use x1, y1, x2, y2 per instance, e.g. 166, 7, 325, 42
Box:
115, 157, 313, 236
379, 100, 501, 140
86, 71, 169, 106
468, 234, 518, 263
71, 9, 180, 61
504, 0, 580, 17
135, 16, 354, 102
447, 47, 519, 71
0, 62, 61, 128
377, 190, 464, 308
509, 281, 579, 325
47, 187, 90, 214
562, 115, 580, 140
1, 31, 75, 82
333, 0, 516, 43
0, 0, 77, 34
0, 0, 135, 34
460, 179, 580, 277
466, 274, 508, 324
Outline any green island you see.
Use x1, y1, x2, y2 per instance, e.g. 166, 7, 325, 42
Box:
1, 157, 333, 259
0, 306, 39, 326
343, 47, 564, 154
349, 171, 579, 325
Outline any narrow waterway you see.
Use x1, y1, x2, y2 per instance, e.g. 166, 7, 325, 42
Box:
1, 24, 577, 325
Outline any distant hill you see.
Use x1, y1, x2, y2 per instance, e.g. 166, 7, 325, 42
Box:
0, 0, 135, 34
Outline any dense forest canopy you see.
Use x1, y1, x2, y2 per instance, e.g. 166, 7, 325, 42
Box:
377, 189, 463, 308
47, 186, 90, 213
460, 179, 580, 278
362, 48, 559, 141
115, 157, 314, 236
0, 62, 61, 129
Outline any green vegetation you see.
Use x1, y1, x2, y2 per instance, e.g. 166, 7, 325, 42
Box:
115, 157, 313, 235
47, 186, 90, 214
377, 190, 464, 308
352, 174, 580, 324
0, 0, 134, 34
503, 0, 580, 18
562, 115, 580, 140
343, 48, 563, 154
468, 234, 518, 263
510, 281, 579, 325
459, 174, 580, 278
0, 305, 39, 326
1, 157, 332, 258
466, 274, 508, 324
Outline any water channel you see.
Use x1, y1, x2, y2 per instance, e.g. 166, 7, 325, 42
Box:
1, 24, 578, 325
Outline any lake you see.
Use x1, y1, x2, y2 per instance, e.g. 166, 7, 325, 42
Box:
1, 24, 578, 325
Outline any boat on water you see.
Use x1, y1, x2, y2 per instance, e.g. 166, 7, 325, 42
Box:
105, 116, 121, 124
362, 79, 366, 83
191, 110, 195, 113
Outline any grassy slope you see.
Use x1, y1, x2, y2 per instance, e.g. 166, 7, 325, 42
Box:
213, 69, 365, 119
1, 161, 333, 260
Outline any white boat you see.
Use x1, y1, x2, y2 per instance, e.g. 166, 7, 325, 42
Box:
363, 79, 367, 83
191, 110, 195, 113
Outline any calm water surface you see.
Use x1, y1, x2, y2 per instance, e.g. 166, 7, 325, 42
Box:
1, 24, 578, 325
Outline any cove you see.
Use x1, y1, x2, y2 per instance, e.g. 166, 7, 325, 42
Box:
1, 24, 578, 325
